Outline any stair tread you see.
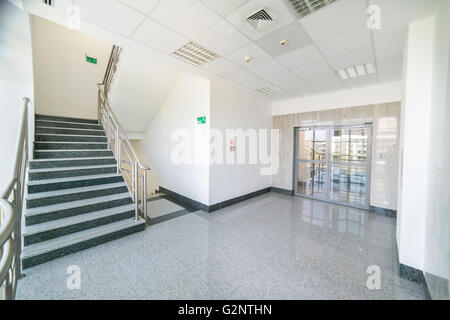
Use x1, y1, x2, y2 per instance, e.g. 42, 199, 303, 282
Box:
35, 149, 112, 152
34, 141, 107, 144
24, 204, 136, 236
25, 192, 132, 216
27, 172, 121, 185
30, 156, 115, 162
35, 114, 98, 124
22, 218, 145, 259
28, 164, 117, 174
35, 126, 104, 132
26, 182, 127, 200
36, 134, 107, 138
35, 119, 101, 127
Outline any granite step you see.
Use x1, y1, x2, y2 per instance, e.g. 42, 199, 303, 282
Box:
28, 172, 123, 193
26, 182, 129, 209
35, 127, 106, 136
23, 204, 136, 246
35, 120, 103, 130
35, 134, 107, 143
34, 141, 108, 150
35, 114, 98, 125
21, 218, 145, 269
29, 157, 116, 169
34, 149, 114, 159
25, 193, 133, 226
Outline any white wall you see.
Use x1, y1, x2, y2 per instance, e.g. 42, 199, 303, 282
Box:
134, 72, 210, 205
109, 47, 182, 133
0, 0, 34, 191
397, 0, 450, 277
272, 81, 403, 116
209, 81, 272, 205
31, 15, 111, 120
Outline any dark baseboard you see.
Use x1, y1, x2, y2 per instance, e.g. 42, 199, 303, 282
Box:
158, 186, 271, 213
271, 187, 294, 196
208, 188, 271, 212
158, 187, 207, 212
369, 206, 397, 218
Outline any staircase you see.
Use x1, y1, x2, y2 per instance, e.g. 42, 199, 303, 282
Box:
21, 114, 145, 269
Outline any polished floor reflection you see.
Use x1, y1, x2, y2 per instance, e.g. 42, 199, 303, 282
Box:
16, 193, 425, 300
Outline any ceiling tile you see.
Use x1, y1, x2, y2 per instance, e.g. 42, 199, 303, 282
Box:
277, 45, 323, 69
119, 0, 160, 14
293, 60, 332, 79
201, 58, 241, 76
302, 72, 342, 87
299, 0, 367, 42
225, 43, 271, 67
377, 54, 403, 82
196, 20, 250, 56
132, 19, 189, 54
255, 21, 312, 57
264, 71, 300, 86
226, 0, 294, 40
276, 80, 310, 93
241, 78, 272, 90
202, 0, 250, 17
373, 26, 408, 62
316, 26, 372, 59
327, 47, 375, 70
247, 59, 288, 78
77, 0, 145, 36
224, 69, 260, 85
340, 73, 379, 88
150, 0, 221, 39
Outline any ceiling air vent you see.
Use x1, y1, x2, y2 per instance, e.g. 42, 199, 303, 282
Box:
172, 42, 219, 67
285, 0, 336, 19
257, 86, 283, 96
245, 8, 274, 31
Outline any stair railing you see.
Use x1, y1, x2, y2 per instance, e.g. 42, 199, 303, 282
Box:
0, 97, 30, 300
97, 85, 151, 223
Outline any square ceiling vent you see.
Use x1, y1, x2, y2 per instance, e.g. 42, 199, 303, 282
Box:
285, 0, 336, 19
172, 42, 219, 67
245, 8, 275, 32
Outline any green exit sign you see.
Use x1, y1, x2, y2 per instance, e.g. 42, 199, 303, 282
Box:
86, 55, 97, 64
197, 116, 206, 124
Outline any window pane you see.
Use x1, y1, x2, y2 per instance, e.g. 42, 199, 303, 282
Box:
330, 165, 367, 207
297, 162, 327, 200
331, 127, 368, 163
298, 129, 327, 161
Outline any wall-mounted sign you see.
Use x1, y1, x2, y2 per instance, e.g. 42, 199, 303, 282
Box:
86, 55, 97, 64
197, 116, 206, 124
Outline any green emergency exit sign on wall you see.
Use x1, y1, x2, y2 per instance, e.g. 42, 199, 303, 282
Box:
86, 55, 97, 64
197, 116, 206, 124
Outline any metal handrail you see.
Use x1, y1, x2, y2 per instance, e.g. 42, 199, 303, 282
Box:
98, 45, 151, 222
1, 97, 30, 300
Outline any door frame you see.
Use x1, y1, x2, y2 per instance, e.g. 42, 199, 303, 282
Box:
293, 124, 373, 211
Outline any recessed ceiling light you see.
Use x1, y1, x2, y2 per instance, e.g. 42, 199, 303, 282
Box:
245, 56, 252, 63
336, 62, 377, 80
365, 62, 377, 74
346, 67, 357, 78
280, 40, 288, 46
356, 65, 366, 76
172, 42, 219, 67
257, 86, 282, 96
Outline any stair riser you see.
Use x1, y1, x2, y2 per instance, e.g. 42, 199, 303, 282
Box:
27, 186, 129, 209
36, 127, 106, 136
34, 150, 114, 159
30, 158, 116, 169
34, 143, 107, 150
35, 135, 107, 143
22, 223, 145, 269
35, 114, 98, 125
28, 175, 123, 193
35, 120, 103, 130
24, 210, 135, 246
25, 197, 133, 226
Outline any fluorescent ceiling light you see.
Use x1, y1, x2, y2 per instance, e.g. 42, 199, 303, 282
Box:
257, 86, 282, 96
336, 62, 377, 80
172, 42, 219, 67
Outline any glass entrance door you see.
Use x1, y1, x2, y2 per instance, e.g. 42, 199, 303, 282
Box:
294, 125, 372, 210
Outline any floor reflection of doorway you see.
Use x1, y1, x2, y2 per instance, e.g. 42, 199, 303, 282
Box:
294, 125, 372, 210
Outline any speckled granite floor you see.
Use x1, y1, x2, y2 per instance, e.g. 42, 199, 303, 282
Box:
16, 192, 426, 300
